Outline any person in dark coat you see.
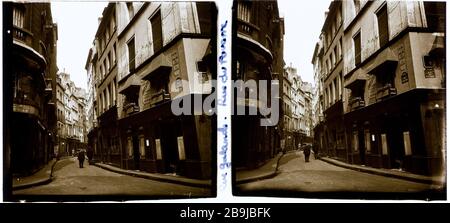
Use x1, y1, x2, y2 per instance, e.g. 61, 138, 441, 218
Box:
303, 145, 311, 162
78, 150, 85, 168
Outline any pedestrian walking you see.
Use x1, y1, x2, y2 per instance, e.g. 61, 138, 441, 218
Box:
303, 144, 311, 162
78, 149, 85, 168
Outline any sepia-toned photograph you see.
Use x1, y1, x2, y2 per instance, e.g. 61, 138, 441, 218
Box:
233, 0, 446, 200
3, 1, 217, 201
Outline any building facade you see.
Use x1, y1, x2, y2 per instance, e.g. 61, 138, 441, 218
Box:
313, 0, 445, 176
56, 72, 88, 157
342, 0, 445, 175
232, 0, 285, 169
86, 2, 216, 179
282, 66, 313, 150
8, 3, 58, 176
90, 4, 121, 167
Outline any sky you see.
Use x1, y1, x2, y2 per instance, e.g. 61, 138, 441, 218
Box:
51, 1, 107, 90
278, 0, 331, 85
51, 0, 330, 89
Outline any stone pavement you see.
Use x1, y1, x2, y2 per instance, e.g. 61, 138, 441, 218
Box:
320, 157, 446, 186
235, 152, 285, 184
12, 158, 59, 190
94, 163, 211, 188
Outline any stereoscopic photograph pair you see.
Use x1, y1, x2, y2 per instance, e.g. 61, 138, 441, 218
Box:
2, 0, 446, 202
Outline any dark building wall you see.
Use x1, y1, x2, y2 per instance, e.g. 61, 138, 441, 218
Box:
10, 3, 58, 176
232, 0, 284, 169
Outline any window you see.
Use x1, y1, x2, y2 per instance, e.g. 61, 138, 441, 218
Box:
353, 32, 361, 66
196, 2, 212, 35
105, 28, 110, 42
108, 52, 112, 69
354, 0, 361, 13
127, 3, 134, 20
334, 45, 338, 63
111, 14, 116, 31
105, 56, 110, 72
100, 64, 104, 79
331, 80, 336, 103
338, 72, 342, 99
337, 4, 342, 25
127, 37, 135, 73
377, 4, 389, 48
237, 2, 252, 23
331, 50, 336, 67
112, 43, 117, 64
150, 11, 163, 53
13, 7, 25, 28
424, 2, 446, 32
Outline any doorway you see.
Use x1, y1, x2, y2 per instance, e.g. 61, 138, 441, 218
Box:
132, 134, 140, 170
160, 120, 180, 174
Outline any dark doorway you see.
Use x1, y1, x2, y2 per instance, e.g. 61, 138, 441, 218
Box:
132, 134, 140, 170
358, 128, 366, 165
160, 120, 179, 174
387, 128, 405, 169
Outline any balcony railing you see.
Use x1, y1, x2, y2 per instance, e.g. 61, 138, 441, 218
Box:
349, 96, 365, 111
376, 84, 397, 102
123, 102, 140, 116
150, 89, 171, 106
237, 19, 263, 46
13, 26, 33, 46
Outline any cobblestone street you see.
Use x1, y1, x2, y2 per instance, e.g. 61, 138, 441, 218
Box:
13, 157, 211, 199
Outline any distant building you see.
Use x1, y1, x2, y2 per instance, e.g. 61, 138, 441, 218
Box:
283, 65, 313, 150
90, 3, 120, 166
7, 2, 58, 176
312, 0, 345, 160
232, 0, 285, 168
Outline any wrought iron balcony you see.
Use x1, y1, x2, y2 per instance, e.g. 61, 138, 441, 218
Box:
376, 84, 397, 102
349, 96, 365, 111
13, 26, 33, 46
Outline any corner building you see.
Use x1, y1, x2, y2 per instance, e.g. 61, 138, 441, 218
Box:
115, 2, 216, 179
342, 1, 445, 175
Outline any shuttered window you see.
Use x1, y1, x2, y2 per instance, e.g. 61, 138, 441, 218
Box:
377, 5, 389, 48
150, 11, 163, 53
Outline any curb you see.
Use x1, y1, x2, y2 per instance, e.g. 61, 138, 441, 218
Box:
236, 152, 285, 185
94, 163, 211, 188
12, 159, 59, 190
319, 157, 445, 186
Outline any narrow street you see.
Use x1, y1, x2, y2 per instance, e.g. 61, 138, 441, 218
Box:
237, 151, 445, 199
13, 157, 211, 199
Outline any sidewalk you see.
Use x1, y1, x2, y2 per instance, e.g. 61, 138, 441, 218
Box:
236, 152, 285, 184
320, 157, 446, 186
94, 163, 211, 188
12, 158, 59, 190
